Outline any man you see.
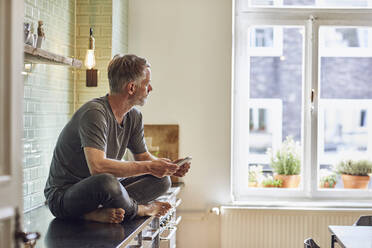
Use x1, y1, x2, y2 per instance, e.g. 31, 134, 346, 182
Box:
44, 54, 191, 223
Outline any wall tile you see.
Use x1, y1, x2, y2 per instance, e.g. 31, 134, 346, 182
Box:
23, 0, 75, 213
23, 0, 129, 214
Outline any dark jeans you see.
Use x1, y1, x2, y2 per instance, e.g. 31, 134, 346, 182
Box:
48, 173, 171, 221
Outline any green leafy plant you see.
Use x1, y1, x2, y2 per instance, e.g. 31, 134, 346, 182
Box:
248, 165, 263, 183
320, 174, 337, 188
267, 136, 301, 175
336, 159, 372, 176
262, 176, 282, 187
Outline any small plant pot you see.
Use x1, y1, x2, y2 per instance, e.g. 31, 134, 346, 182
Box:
320, 182, 336, 188
341, 174, 370, 189
263, 184, 281, 188
274, 174, 300, 188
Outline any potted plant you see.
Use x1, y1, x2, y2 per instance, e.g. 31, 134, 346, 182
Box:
267, 136, 301, 188
248, 165, 263, 187
319, 171, 337, 188
336, 159, 372, 189
261, 176, 282, 188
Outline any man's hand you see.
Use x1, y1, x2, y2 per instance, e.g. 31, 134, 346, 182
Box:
172, 158, 191, 177
148, 160, 178, 178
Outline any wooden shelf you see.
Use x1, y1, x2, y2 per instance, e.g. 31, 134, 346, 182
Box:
24, 44, 82, 68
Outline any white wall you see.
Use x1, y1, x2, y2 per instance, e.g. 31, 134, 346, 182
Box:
129, 0, 232, 246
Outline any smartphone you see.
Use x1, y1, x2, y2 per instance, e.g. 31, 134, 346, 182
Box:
176, 156, 192, 166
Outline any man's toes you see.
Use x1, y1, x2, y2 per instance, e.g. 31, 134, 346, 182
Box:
116, 208, 125, 215
115, 211, 124, 218
116, 214, 124, 221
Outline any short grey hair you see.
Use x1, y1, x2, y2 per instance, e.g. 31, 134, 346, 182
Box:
107, 54, 151, 94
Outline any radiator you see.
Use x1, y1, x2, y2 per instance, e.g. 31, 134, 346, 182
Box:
220, 207, 372, 248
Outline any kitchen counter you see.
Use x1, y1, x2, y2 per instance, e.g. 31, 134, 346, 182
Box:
24, 205, 153, 248
24, 185, 183, 248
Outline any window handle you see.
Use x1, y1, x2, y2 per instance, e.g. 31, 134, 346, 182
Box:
311, 89, 315, 113
311, 89, 315, 103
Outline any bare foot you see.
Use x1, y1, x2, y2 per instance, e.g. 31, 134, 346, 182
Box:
84, 208, 125, 223
137, 201, 172, 217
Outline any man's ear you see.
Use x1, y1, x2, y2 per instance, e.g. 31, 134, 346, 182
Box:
127, 82, 136, 95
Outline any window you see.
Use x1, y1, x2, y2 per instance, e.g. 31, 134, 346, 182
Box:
246, 1, 284, 56
233, 4, 372, 201
246, 1, 372, 57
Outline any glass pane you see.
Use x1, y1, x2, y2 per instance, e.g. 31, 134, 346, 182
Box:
283, 0, 314, 6
250, 28, 274, 48
250, 0, 276, 6
248, 26, 304, 189
322, 28, 368, 48
318, 26, 372, 190
316, 0, 369, 7
319, 27, 372, 57
248, 26, 283, 56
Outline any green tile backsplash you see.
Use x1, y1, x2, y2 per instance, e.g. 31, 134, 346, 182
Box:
23, 0, 128, 212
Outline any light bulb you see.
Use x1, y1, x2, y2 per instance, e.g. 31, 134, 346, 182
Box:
84, 49, 96, 69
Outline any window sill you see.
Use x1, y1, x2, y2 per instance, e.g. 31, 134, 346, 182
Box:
228, 199, 372, 211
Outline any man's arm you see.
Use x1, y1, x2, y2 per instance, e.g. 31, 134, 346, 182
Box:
84, 147, 178, 178
134, 151, 191, 178
133, 151, 158, 161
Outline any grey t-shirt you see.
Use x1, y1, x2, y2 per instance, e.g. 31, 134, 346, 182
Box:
44, 95, 147, 202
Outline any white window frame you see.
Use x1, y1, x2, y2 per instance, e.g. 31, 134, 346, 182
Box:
232, 7, 372, 202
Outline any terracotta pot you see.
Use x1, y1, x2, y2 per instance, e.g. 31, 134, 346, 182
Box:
320, 182, 336, 188
274, 174, 300, 188
341, 174, 370, 189
263, 185, 276, 188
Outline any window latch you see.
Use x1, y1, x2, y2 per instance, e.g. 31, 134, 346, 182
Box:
311, 89, 314, 103
311, 89, 315, 113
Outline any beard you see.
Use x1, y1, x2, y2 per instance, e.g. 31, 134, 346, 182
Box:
133, 94, 148, 106
136, 98, 146, 106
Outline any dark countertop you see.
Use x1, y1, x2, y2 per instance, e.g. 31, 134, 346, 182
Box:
23, 185, 183, 248
24, 205, 152, 248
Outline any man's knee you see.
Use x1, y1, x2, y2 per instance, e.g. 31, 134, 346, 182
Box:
94, 173, 122, 196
